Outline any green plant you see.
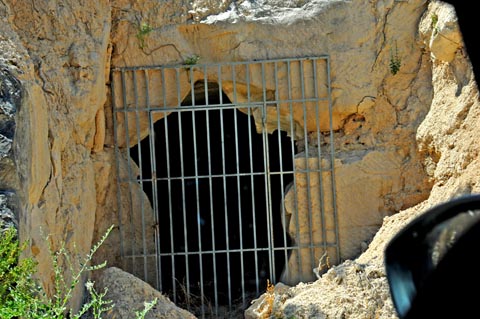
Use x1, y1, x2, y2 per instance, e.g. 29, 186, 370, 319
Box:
389, 41, 401, 75
136, 22, 154, 49
81, 280, 115, 319
0, 225, 40, 319
43, 225, 115, 319
0, 224, 156, 318
183, 54, 201, 65
135, 298, 158, 319
431, 13, 439, 35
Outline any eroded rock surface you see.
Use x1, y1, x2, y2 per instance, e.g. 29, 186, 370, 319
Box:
100, 0, 433, 288
0, 0, 478, 318
95, 267, 197, 319
245, 2, 480, 318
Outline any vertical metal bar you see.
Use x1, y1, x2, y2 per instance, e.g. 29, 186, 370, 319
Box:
192, 69, 205, 319
161, 68, 177, 302
121, 70, 137, 274
232, 64, 246, 306
191, 66, 196, 107
326, 56, 340, 260
218, 64, 223, 105
274, 62, 289, 271
132, 70, 149, 282
204, 65, 209, 106
111, 71, 126, 270
261, 62, 275, 281
176, 68, 191, 300
205, 107, 219, 315
312, 59, 327, 254
287, 61, 302, 275
246, 64, 260, 295
231, 64, 236, 105
145, 70, 161, 290
300, 60, 316, 268
220, 105, 232, 309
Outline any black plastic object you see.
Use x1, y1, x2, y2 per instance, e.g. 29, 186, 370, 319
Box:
385, 194, 480, 319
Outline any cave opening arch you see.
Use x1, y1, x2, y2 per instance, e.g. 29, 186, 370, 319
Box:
130, 80, 295, 313
113, 57, 337, 318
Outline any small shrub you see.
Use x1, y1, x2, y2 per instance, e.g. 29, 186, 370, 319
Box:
431, 13, 439, 35
183, 54, 201, 66
135, 298, 158, 319
0, 225, 40, 319
389, 41, 401, 75
136, 22, 154, 49
0, 224, 156, 318
43, 225, 115, 319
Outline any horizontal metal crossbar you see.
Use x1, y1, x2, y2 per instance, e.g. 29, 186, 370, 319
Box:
111, 56, 330, 72
124, 241, 340, 257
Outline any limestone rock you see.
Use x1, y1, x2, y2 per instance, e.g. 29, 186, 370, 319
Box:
416, 1, 480, 202
244, 282, 290, 319
246, 2, 480, 318
419, 2, 463, 63
3, 0, 111, 312
107, 0, 430, 149
0, 0, 477, 318
280, 149, 410, 285
95, 267, 197, 319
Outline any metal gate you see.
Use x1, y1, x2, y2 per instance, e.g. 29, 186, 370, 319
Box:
111, 57, 338, 318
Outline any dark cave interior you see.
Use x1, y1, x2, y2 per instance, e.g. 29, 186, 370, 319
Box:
130, 82, 296, 311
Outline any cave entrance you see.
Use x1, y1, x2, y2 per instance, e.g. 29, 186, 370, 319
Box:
149, 83, 294, 315
111, 57, 338, 318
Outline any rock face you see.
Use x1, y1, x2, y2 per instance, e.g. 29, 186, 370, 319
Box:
95, 267, 197, 319
102, 0, 432, 284
0, 0, 478, 318
280, 149, 415, 285
0, 191, 17, 231
0, 21, 24, 233
245, 2, 480, 318
0, 68, 20, 180
1, 0, 111, 312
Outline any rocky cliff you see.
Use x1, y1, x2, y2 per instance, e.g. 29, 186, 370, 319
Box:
0, 0, 478, 318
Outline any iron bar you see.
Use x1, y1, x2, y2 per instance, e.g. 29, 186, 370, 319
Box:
111, 68, 126, 272
274, 61, 290, 280
286, 59, 303, 286
299, 60, 316, 269
261, 61, 275, 282
219, 106, 232, 309
123, 241, 340, 258
121, 70, 137, 275
313, 60, 328, 256
132, 70, 149, 283
327, 56, 341, 261
111, 56, 330, 72
113, 97, 328, 113
245, 63, 261, 295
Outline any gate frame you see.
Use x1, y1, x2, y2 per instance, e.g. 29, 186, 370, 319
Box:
111, 56, 339, 317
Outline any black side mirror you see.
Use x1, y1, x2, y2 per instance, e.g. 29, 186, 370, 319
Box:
385, 194, 480, 318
